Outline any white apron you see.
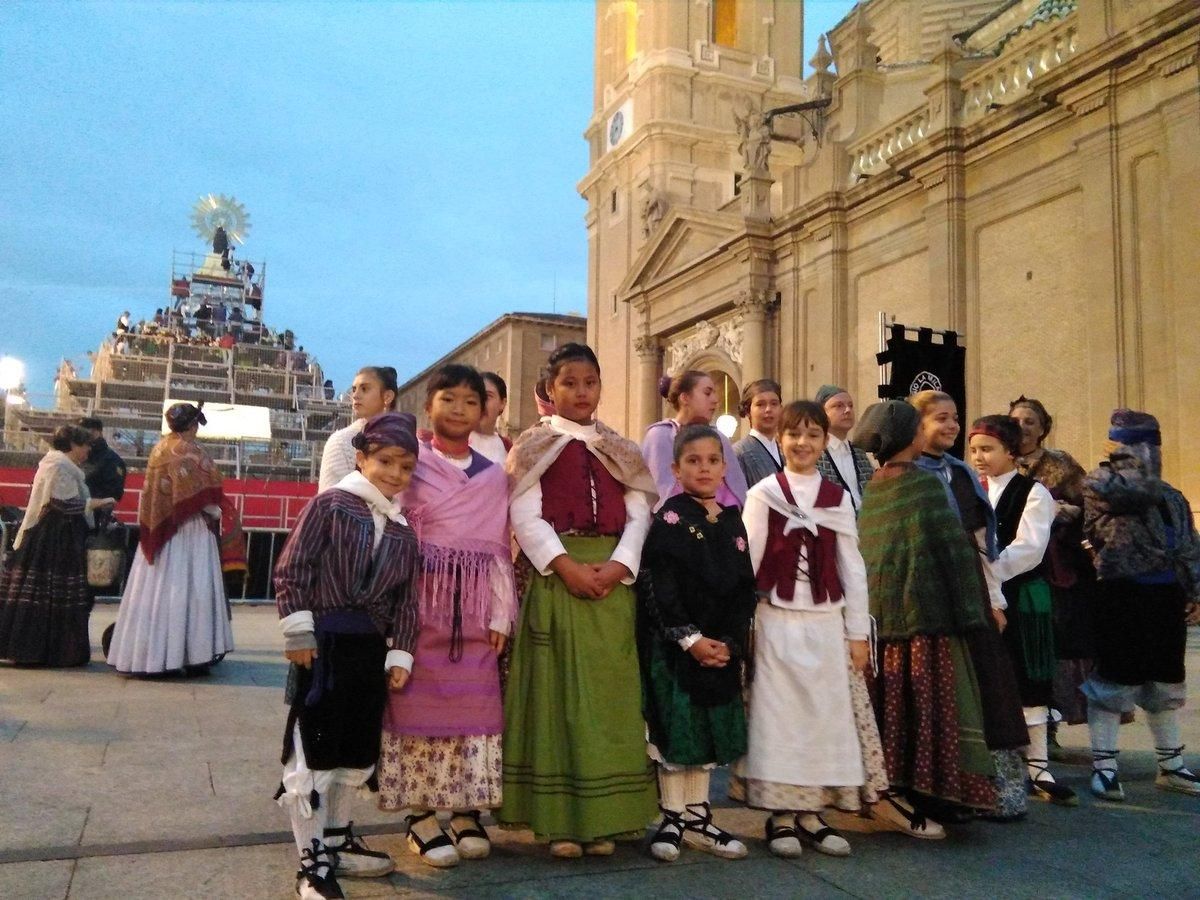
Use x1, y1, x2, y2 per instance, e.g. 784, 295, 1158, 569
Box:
738, 604, 864, 787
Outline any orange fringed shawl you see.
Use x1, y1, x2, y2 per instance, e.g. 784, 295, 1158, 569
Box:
138, 433, 225, 564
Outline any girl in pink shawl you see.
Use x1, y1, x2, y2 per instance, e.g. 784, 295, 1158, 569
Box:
643, 371, 748, 511
377, 365, 518, 869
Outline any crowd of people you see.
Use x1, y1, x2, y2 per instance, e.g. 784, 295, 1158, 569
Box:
112, 303, 300, 356
277, 345, 1198, 899
0, 340, 1196, 900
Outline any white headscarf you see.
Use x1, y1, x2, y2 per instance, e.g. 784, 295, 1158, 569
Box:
15, 449, 91, 549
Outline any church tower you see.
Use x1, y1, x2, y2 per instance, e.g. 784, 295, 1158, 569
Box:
579, 1, 806, 434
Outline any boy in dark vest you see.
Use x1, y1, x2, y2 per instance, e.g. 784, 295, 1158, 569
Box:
969, 415, 1077, 807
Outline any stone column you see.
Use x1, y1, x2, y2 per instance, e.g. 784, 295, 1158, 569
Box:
735, 289, 772, 384
633, 333, 663, 432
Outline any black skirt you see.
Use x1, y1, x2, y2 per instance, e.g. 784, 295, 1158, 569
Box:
963, 563, 1029, 750
1092, 579, 1186, 686
281, 630, 388, 771
0, 510, 91, 666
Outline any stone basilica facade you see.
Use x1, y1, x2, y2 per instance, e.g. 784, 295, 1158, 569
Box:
581, 0, 1199, 502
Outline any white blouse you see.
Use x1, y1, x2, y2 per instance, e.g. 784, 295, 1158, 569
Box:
468, 431, 509, 466
509, 415, 651, 585
985, 468, 1054, 586
742, 469, 870, 640
825, 433, 863, 508
318, 419, 365, 493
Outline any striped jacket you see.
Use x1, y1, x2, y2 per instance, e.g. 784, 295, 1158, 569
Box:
275, 489, 420, 652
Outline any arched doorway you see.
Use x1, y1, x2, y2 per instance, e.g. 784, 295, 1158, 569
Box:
677, 348, 742, 440
707, 368, 742, 439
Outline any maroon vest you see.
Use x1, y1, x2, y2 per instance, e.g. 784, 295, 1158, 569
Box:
755, 472, 845, 604
539, 439, 627, 536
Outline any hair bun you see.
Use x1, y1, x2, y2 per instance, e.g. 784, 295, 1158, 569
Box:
657, 375, 672, 399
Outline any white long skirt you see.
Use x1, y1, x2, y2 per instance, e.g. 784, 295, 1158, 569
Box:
106, 515, 234, 674
736, 604, 863, 788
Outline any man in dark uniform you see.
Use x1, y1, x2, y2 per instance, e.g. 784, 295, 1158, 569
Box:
79, 417, 127, 524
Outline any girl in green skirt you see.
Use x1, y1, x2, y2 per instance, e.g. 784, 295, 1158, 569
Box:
500, 343, 659, 858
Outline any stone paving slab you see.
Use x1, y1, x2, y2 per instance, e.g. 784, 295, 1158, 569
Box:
2, 607, 1199, 898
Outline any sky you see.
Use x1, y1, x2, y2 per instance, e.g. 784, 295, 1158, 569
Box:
0, 0, 855, 399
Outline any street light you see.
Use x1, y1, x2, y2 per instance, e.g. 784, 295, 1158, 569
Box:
0, 356, 25, 393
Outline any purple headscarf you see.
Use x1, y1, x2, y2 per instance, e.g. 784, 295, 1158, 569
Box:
352, 412, 419, 457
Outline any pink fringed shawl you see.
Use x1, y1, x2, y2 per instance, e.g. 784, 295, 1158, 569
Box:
388, 446, 516, 737
401, 448, 517, 635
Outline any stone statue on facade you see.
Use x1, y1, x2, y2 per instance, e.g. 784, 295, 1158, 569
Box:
734, 97, 772, 174
641, 189, 669, 238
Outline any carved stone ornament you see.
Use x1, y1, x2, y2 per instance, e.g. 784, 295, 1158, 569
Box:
734, 289, 773, 316
641, 189, 669, 238
717, 317, 745, 367
666, 317, 745, 370
633, 334, 661, 359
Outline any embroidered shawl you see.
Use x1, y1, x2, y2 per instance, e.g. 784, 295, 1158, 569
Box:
402, 444, 518, 633
15, 450, 92, 549
138, 433, 224, 564
506, 418, 657, 506
218, 496, 247, 573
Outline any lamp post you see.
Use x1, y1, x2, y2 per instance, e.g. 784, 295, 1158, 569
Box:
0, 355, 27, 447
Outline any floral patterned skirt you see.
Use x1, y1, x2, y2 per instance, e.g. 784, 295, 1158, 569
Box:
377, 733, 503, 812
868, 635, 997, 810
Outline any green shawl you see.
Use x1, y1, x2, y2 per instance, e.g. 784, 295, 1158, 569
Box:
858, 464, 989, 640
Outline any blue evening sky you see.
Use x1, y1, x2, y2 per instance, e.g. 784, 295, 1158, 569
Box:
0, 1, 854, 398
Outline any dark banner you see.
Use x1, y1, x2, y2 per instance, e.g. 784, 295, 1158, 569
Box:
875, 324, 967, 457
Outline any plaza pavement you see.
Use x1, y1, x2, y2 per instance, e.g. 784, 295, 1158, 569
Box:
2, 606, 1198, 899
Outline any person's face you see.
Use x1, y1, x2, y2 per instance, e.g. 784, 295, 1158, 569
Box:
479, 381, 506, 434
823, 392, 856, 437
350, 373, 393, 420
968, 433, 1015, 478
426, 383, 482, 441
1009, 405, 1045, 454
779, 418, 828, 474
671, 437, 727, 498
67, 442, 90, 465
549, 361, 601, 424
920, 400, 959, 454
86, 428, 102, 445
355, 446, 416, 500
748, 391, 782, 437
681, 376, 718, 423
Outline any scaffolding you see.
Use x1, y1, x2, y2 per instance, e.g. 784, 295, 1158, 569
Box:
1, 248, 346, 481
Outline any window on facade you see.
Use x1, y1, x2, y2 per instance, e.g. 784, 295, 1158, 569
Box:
713, 0, 737, 48
622, 0, 638, 62
610, 189, 618, 214
540, 332, 557, 351
733, 172, 743, 196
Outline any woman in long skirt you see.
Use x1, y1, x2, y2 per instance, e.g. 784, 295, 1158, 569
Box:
0, 425, 116, 666
107, 402, 233, 675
